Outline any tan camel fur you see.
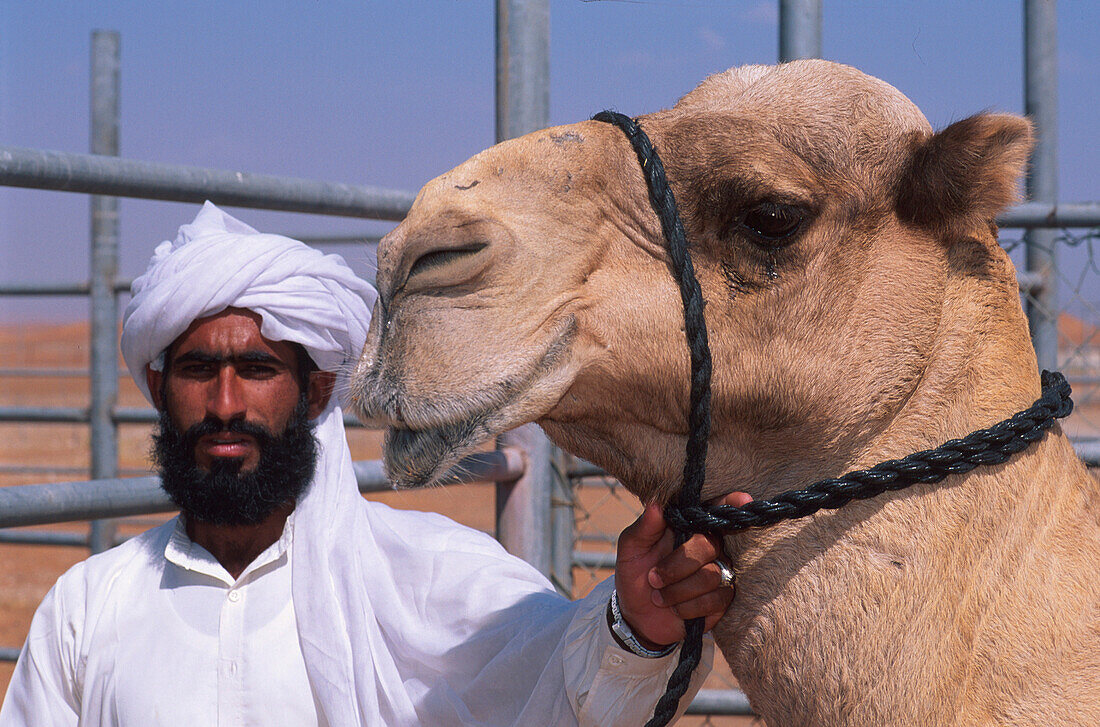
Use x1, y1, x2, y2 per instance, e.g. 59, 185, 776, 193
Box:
351, 60, 1100, 725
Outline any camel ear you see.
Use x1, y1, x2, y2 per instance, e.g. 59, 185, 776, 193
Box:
895, 113, 1033, 240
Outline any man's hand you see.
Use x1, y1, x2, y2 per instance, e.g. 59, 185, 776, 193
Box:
613, 492, 752, 649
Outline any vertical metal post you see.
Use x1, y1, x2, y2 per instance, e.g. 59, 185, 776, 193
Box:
495, 0, 549, 144
496, 425, 554, 579
1024, 0, 1059, 371
494, 0, 570, 584
549, 447, 575, 596
89, 31, 120, 553
778, 0, 823, 62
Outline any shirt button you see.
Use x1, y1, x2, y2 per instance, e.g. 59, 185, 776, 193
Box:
227, 589, 241, 602
608, 654, 625, 667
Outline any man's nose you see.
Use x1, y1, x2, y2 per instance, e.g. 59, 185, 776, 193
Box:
207, 368, 247, 422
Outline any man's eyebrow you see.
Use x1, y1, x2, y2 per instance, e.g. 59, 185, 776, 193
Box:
172, 350, 222, 365
171, 350, 287, 366
235, 351, 286, 365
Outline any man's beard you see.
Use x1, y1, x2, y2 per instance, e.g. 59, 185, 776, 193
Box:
152, 396, 319, 526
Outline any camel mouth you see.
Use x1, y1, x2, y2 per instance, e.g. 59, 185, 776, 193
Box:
363, 315, 581, 488
383, 415, 493, 489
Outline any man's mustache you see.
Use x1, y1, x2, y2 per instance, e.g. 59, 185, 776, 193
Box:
180, 416, 276, 454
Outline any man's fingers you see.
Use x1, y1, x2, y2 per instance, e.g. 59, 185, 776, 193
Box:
621, 503, 668, 553
650, 531, 720, 588
621, 491, 749, 641
668, 588, 735, 625
636, 492, 751, 591
721, 491, 753, 508
649, 491, 750, 584
652, 561, 734, 608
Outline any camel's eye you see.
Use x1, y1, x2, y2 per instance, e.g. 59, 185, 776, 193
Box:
407, 243, 487, 282
740, 202, 803, 243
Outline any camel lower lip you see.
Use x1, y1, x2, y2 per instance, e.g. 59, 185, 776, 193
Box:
387, 427, 433, 456
385, 426, 456, 488
384, 418, 486, 488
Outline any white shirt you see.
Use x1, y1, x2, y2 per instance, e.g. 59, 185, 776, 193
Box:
0, 507, 711, 726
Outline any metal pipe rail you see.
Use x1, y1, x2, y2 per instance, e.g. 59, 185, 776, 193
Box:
684, 689, 754, 716
0, 281, 130, 296
0, 146, 416, 220
779, 0, 822, 62
1, 209, 1094, 299
0, 530, 91, 547
0, 449, 524, 529
1, 148, 1097, 230
1023, 0, 1059, 372
0, 271, 1047, 298
1000, 201, 1100, 228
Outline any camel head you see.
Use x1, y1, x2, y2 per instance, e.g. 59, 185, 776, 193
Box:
350, 60, 1034, 503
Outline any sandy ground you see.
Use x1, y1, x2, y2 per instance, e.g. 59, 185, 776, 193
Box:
0, 322, 758, 725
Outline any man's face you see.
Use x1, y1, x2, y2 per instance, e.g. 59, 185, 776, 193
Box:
146, 308, 334, 526
150, 309, 313, 472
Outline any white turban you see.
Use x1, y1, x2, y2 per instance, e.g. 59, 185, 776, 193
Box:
121, 200, 377, 403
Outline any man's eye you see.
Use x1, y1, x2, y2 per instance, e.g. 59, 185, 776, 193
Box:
242, 365, 277, 377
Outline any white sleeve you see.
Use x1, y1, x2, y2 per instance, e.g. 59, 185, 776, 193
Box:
563, 578, 713, 727
0, 577, 83, 727
361, 507, 714, 726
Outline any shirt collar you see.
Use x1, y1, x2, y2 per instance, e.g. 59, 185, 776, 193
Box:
164, 513, 295, 587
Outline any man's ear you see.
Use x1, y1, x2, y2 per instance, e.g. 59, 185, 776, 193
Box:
307, 371, 337, 419
146, 365, 165, 411
895, 113, 1033, 241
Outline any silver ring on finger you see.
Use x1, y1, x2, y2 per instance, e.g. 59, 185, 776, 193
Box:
715, 559, 735, 589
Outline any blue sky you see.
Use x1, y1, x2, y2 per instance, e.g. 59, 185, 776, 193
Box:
1, 1, 1097, 321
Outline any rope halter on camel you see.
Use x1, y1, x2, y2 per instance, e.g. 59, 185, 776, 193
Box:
591, 109, 1074, 727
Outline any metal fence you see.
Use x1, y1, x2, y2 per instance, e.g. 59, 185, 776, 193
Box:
1, 1, 1095, 723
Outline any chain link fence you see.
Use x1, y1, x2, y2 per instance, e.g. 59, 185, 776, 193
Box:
1008, 227, 1100, 443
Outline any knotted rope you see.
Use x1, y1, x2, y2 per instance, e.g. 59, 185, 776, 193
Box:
592, 110, 1074, 727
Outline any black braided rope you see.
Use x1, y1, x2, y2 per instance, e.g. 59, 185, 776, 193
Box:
593, 109, 1075, 727
666, 369, 1073, 537
593, 111, 714, 514
593, 109, 713, 727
